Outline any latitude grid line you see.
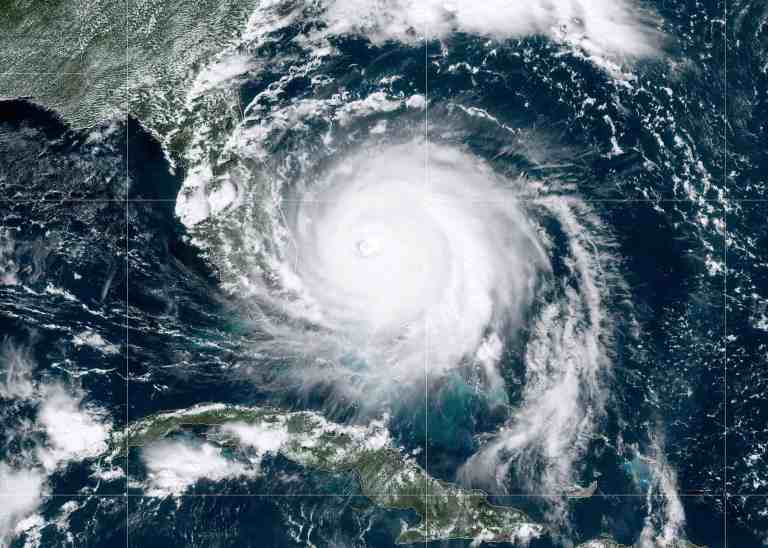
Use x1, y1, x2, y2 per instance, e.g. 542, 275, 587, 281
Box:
0, 11, 736, 548
0, 198, 758, 203
0, 72, 91, 75
0, 493, 738, 497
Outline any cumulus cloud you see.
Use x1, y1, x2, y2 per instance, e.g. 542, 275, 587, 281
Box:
36, 386, 110, 472
189, 53, 256, 99
0, 464, 46, 546
0, 229, 19, 286
71, 330, 119, 355
1, 339, 112, 473
142, 440, 255, 496
220, 422, 288, 455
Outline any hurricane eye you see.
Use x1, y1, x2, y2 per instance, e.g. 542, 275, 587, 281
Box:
355, 238, 381, 257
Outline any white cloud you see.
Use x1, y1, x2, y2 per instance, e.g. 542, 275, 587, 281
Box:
1, 342, 113, 471
71, 331, 119, 355
0, 464, 46, 547
325, 0, 662, 58
262, 143, 547, 404
220, 422, 288, 455
0, 339, 35, 400
142, 440, 255, 496
0, 229, 19, 286
458, 200, 614, 512
0, 341, 114, 545
189, 53, 255, 99
36, 386, 110, 473
639, 438, 687, 547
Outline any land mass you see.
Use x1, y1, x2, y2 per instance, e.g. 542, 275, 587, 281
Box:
113, 403, 542, 544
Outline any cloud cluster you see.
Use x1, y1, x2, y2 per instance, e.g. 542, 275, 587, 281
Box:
35, 386, 110, 473
325, 0, 662, 58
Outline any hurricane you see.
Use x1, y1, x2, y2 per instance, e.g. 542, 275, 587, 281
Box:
164, 0, 638, 503
242, 143, 542, 381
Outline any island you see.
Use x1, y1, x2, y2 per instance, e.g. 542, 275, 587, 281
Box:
111, 403, 542, 544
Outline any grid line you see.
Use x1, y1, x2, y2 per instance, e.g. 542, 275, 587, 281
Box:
723, 1, 729, 547
0, 72, 90, 75
0, 492, 731, 498
0, 198, 753, 203
124, 0, 130, 545
423, 18, 429, 546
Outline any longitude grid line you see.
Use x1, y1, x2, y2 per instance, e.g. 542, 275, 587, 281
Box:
124, 0, 129, 544
424, 16, 429, 546
723, 0, 728, 545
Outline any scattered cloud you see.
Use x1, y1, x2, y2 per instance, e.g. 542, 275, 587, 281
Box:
0, 339, 35, 400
